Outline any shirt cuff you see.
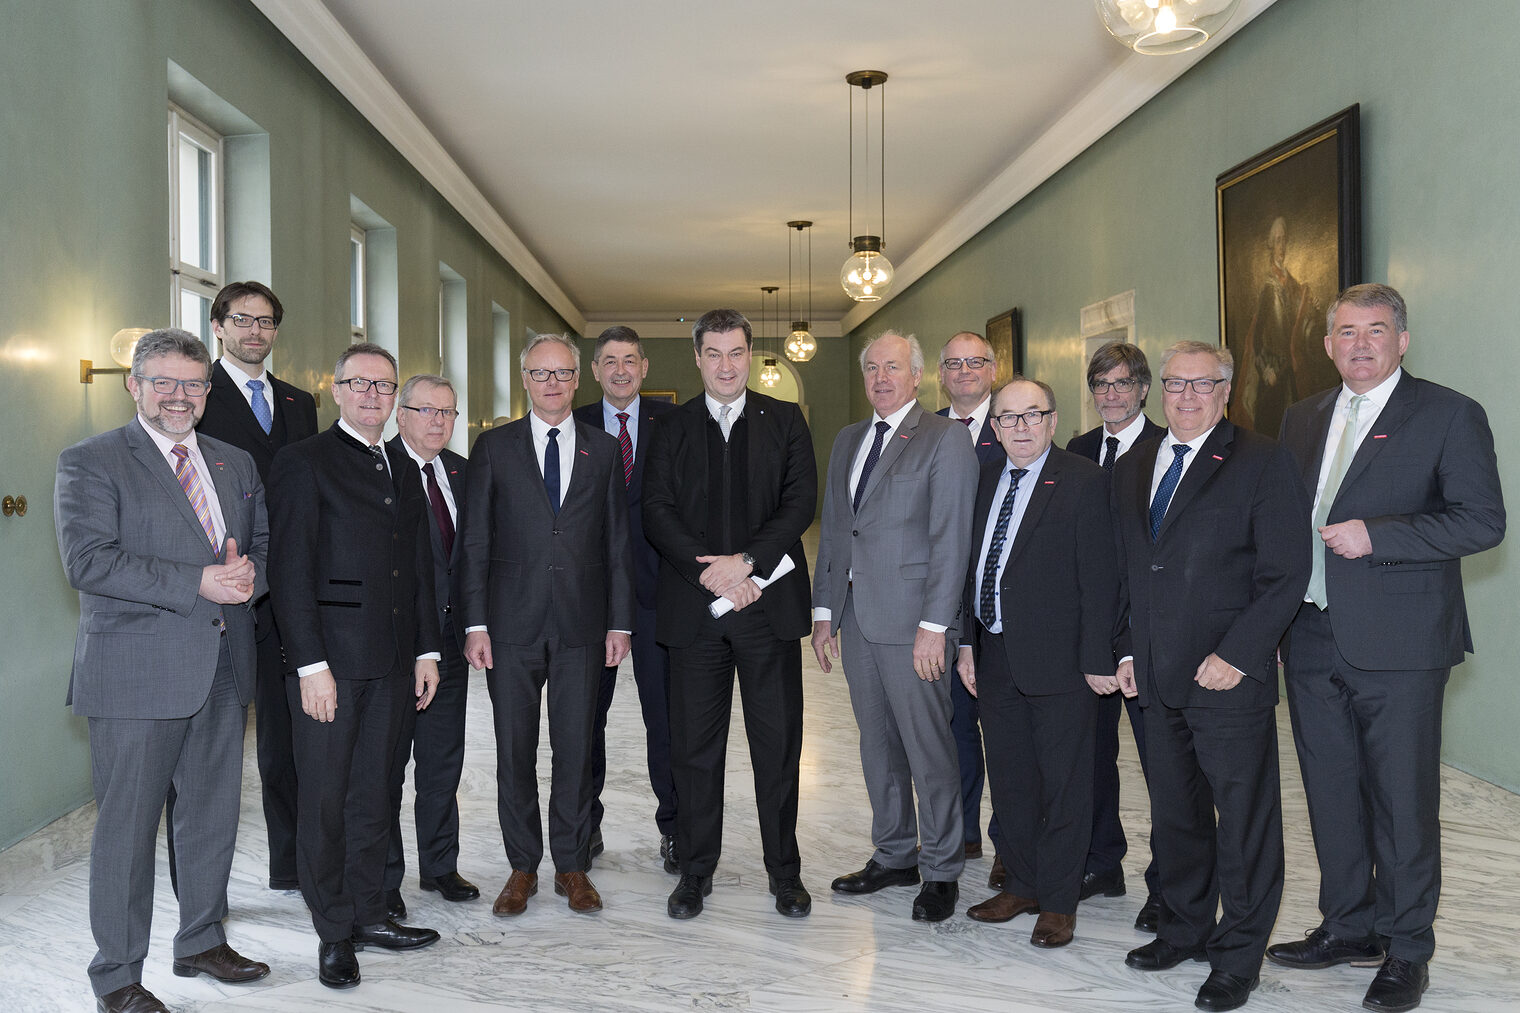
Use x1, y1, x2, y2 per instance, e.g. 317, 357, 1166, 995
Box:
416, 652, 441, 662
296, 661, 328, 678
465, 625, 488, 634
812, 608, 831, 623
610, 630, 632, 636
918, 621, 948, 634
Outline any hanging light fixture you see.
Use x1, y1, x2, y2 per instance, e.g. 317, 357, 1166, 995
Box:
1096, 0, 1242, 56
785, 221, 817, 363
758, 285, 781, 388
842, 70, 894, 303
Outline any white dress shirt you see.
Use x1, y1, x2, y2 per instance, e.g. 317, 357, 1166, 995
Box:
947, 396, 991, 444
529, 410, 577, 490
973, 448, 1049, 634
1097, 411, 1153, 463
217, 355, 272, 416
136, 416, 227, 548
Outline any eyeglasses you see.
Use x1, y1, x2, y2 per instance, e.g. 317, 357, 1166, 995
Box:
524, 368, 578, 382
335, 377, 398, 395
401, 405, 459, 421
1089, 377, 1139, 394
225, 313, 278, 330
1159, 377, 1224, 394
135, 375, 210, 396
991, 409, 1055, 429
941, 356, 992, 371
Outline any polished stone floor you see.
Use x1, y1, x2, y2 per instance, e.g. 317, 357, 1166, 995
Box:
4, 630, 1520, 1010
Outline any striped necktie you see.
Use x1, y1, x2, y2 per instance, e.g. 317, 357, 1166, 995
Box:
171, 444, 218, 548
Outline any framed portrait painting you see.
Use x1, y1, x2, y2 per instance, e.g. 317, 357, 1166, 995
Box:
1216, 105, 1360, 438
985, 307, 1023, 387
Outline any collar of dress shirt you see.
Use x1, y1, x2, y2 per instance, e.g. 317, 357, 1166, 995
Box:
872, 398, 918, 433
397, 438, 438, 473
949, 395, 991, 434
1337, 365, 1403, 414
1107, 410, 1151, 445
218, 355, 269, 388
136, 414, 204, 461
705, 390, 747, 424
603, 395, 640, 425
1003, 445, 1051, 485
529, 408, 575, 443
338, 417, 386, 451
1160, 424, 1218, 457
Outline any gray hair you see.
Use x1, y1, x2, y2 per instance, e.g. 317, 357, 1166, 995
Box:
1159, 340, 1234, 383
1085, 341, 1152, 389
594, 325, 645, 357
519, 332, 581, 370
938, 331, 994, 364
1326, 283, 1408, 335
132, 328, 211, 376
335, 341, 398, 381
399, 373, 455, 406
859, 330, 925, 374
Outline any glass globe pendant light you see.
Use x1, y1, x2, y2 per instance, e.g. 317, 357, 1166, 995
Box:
842, 70, 893, 302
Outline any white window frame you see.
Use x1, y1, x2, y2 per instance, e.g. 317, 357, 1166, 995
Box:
168, 105, 225, 340
350, 224, 367, 341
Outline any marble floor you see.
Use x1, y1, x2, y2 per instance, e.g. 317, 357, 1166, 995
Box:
4, 628, 1520, 1011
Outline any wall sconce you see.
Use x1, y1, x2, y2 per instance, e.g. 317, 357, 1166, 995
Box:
80, 327, 150, 384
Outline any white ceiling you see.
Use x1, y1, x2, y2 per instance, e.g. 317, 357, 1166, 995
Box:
253, 0, 1275, 336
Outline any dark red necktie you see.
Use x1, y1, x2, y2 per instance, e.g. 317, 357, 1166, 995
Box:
422, 461, 455, 558
616, 411, 634, 486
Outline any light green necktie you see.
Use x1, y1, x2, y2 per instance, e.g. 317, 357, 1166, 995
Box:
1307, 394, 1368, 609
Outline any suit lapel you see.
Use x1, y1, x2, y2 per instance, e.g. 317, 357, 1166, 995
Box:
857, 403, 920, 510
1337, 373, 1416, 496
211, 361, 271, 449
746, 394, 779, 503
127, 423, 218, 557
1004, 456, 1058, 567
1297, 388, 1338, 490
513, 420, 558, 518
560, 420, 597, 508
1156, 424, 1232, 541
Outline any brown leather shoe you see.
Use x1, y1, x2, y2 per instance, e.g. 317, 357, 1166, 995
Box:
554, 870, 603, 913
96, 983, 169, 1013
987, 854, 1007, 890
172, 941, 271, 983
492, 869, 538, 916
1031, 911, 1076, 948
967, 891, 1039, 923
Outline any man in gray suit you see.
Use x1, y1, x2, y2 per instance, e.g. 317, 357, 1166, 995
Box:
56, 328, 271, 1013
813, 330, 979, 922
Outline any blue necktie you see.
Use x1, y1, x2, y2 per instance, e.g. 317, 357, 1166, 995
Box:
979, 468, 1027, 628
1149, 444, 1192, 540
544, 427, 561, 515
247, 379, 272, 435
852, 420, 890, 513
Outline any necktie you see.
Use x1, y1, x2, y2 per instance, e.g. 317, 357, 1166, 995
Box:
718, 404, 733, 441
1148, 444, 1192, 540
616, 411, 634, 486
247, 378, 272, 435
852, 420, 891, 513
171, 444, 218, 548
544, 427, 561, 514
1102, 436, 1120, 472
978, 468, 1028, 628
1307, 394, 1368, 609
959, 417, 975, 426
423, 461, 455, 558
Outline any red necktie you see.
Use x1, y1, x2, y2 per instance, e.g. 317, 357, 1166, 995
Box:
960, 416, 974, 427
616, 411, 634, 486
422, 460, 455, 558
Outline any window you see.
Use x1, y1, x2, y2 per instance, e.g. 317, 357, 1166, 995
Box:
168, 105, 224, 344
350, 224, 367, 341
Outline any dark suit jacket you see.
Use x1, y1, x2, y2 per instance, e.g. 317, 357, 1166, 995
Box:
389, 438, 468, 652
1279, 372, 1505, 670
642, 390, 816, 647
268, 424, 439, 679
936, 408, 1003, 467
458, 416, 634, 648
963, 448, 1119, 694
198, 361, 318, 485
574, 397, 677, 611
56, 421, 268, 717
1066, 417, 1166, 465
1113, 421, 1311, 709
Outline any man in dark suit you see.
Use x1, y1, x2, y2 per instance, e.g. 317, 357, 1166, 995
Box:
957, 378, 1118, 949
1268, 284, 1505, 1013
814, 331, 978, 923
574, 326, 679, 870
1065, 340, 1167, 931
269, 343, 442, 990
459, 333, 634, 919
1113, 340, 1310, 1012
196, 280, 317, 892
933, 331, 1004, 869
643, 308, 816, 921
56, 328, 270, 1013
383, 374, 479, 917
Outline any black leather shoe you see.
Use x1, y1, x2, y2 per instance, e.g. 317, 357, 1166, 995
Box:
589, 828, 605, 859
318, 939, 360, 990
1126, 937, 1208, 970
351, 919, 440, 951
172, 942, 271, 982
1267, 925, 1384, 969
831, 859, 920, 894
1362, 956, 1428, 1012
1195, 969, 1259, 1011
1079, 867, 1126, 900
770, 875, 812, 918
96, 983, 170, 1012
1134, 893, 1164, 933
661, 834, 680, 875
385, 888, 407, 921
912, 880, 958, 922
420, 871, 481, 902
667, 873, 712, 919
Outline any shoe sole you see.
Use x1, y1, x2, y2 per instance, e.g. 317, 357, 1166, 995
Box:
1266, 952, 1385, 970
831, 876, 921, 894
967, 906, 1038, 924
171, 963, 270, 983
319, 974, 361, 990
351, 937, 439, 952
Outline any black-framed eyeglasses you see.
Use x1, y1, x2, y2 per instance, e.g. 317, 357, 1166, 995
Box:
524, 367, 578, 382
335, 377, 398, 395
1089, 377, 1139, 394
226, 312, 279, 330
941, 356, 992, 371
1159, 377, 1224, 394
134, 375, 210, 396
401, 405, 459, 421
991, 409, 1055, 429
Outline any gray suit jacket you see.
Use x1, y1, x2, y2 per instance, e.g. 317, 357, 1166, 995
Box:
814, 402, 978, 644
56, 419, 268, 718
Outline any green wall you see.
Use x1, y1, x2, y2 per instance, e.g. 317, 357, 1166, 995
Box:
0, 0, 568, 848
850, 0, 1518, 790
